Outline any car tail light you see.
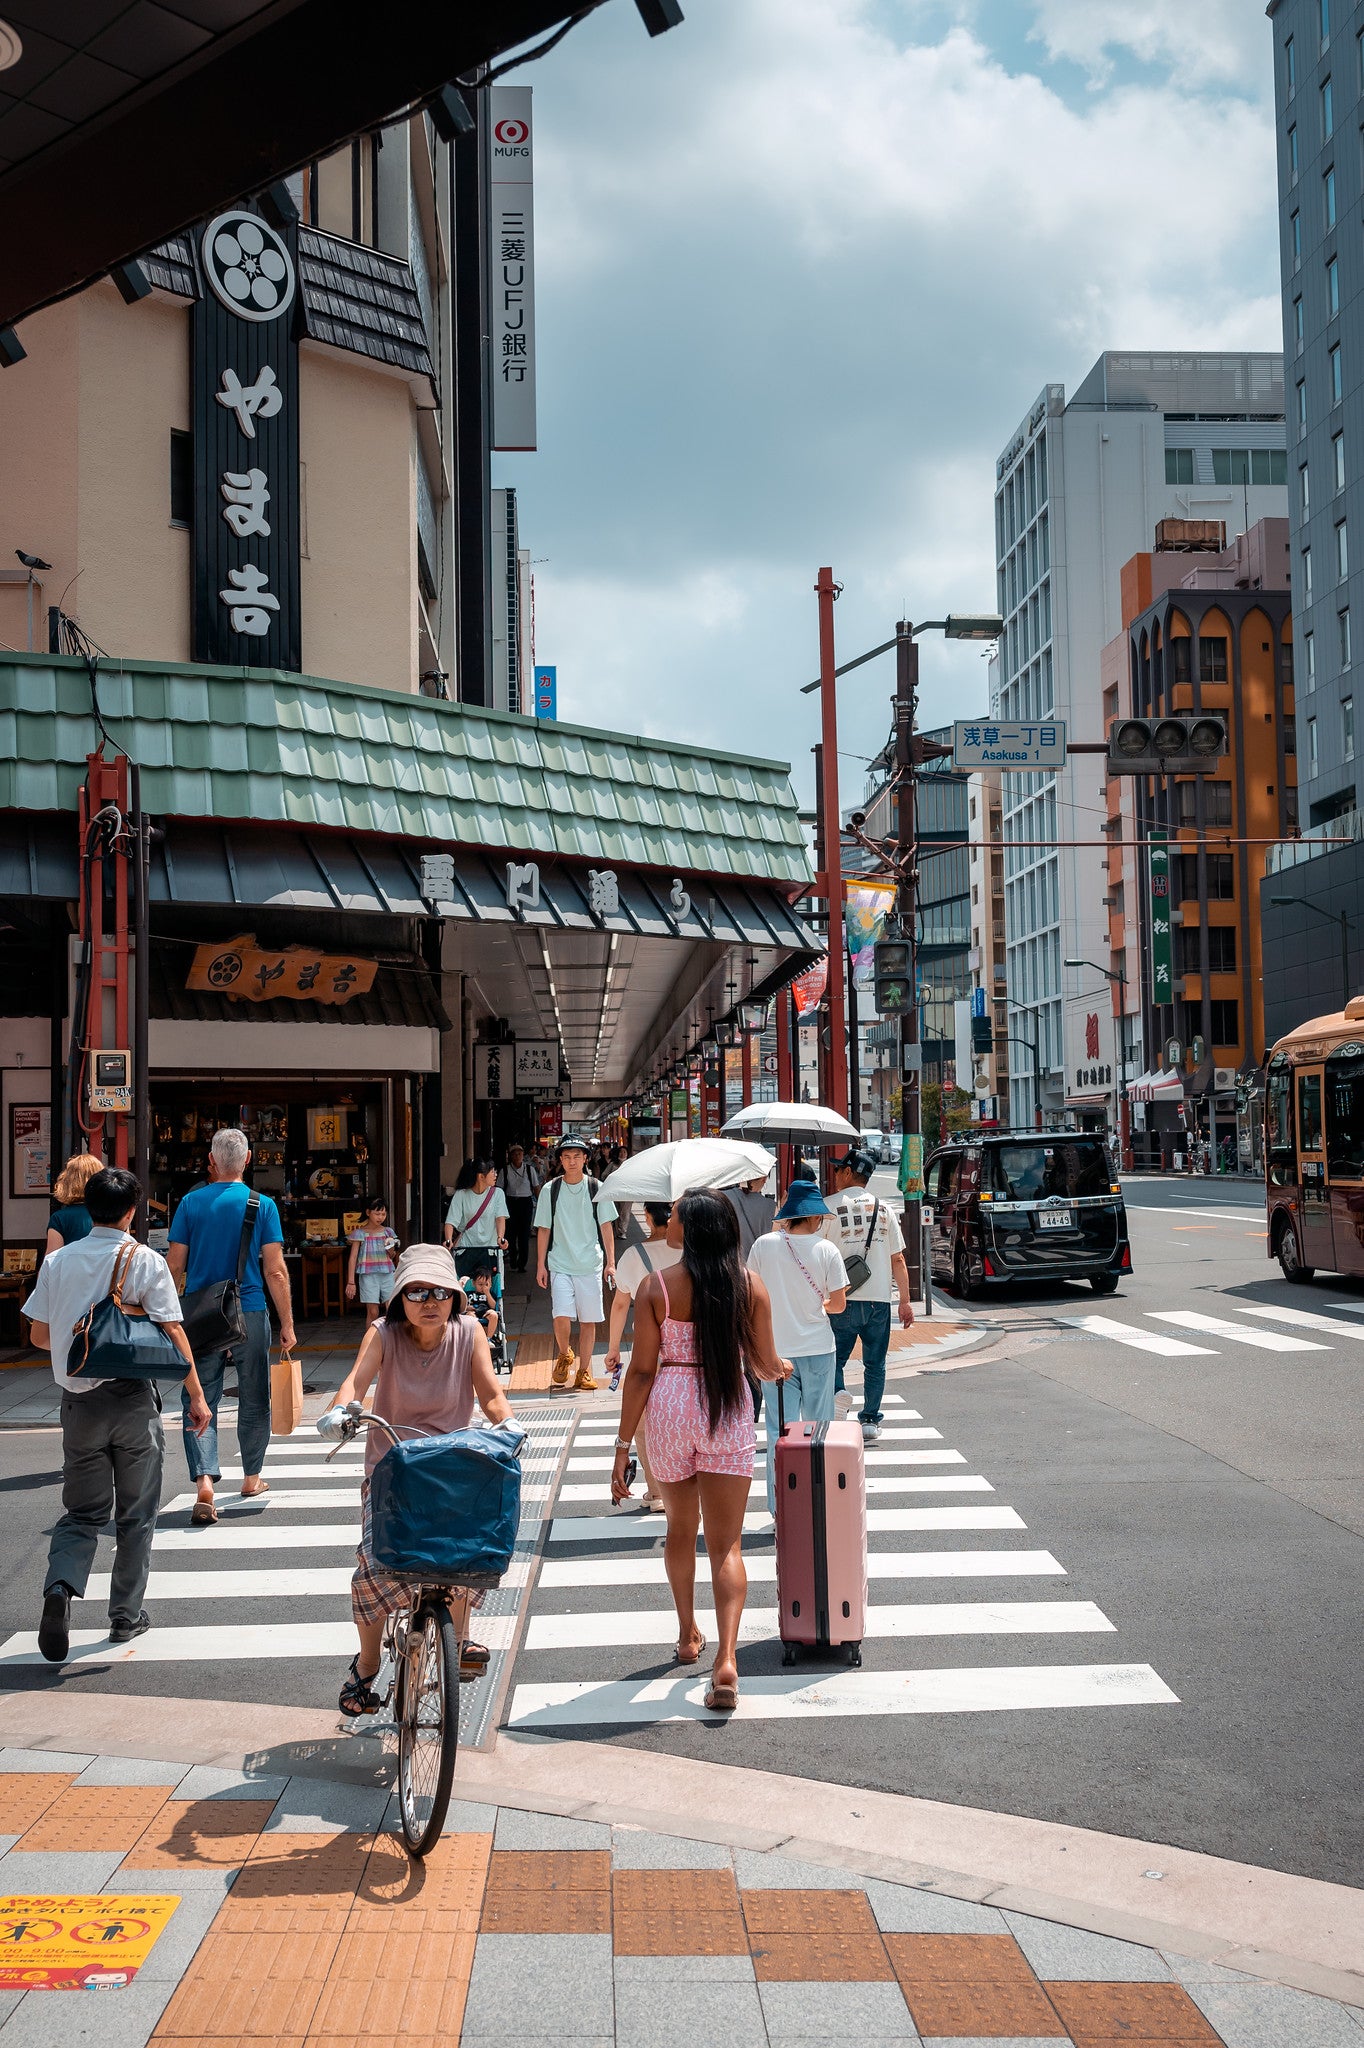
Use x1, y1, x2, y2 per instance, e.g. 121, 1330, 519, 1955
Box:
1120, 1244, 1132, 1270
982, 1252, 996, 1276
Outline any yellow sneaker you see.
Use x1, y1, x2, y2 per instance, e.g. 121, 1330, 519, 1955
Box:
573, 1365, 602, 1392
551, 1349, 576, 1386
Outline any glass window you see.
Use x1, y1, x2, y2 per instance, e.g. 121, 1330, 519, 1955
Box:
1338, 518, 1349, 579
1309, 714, 1319, 770
1171, 637, 1191, 684
1298, 378, 1308, 434
1341, 608, 1352, 668
1346, 693, 1356, 759
1326, 1053, 1364, 1177
1211, 999, 1240, 1048
1209, 852, 1234, 899
1295, 295, 1305, 353
1208, 927, 1237, 972
1323, 76, 1334, 141
1268, 1062, 1294, 1182
169, 430, 192, 528
1213, 448, 1252, 484
1206, 782, 1233, 828
1304, 545, 1314, 597
989, 1140, 1110, 1201
1331, 343, 1343, 403
1290, 123, 1300, 179
1292, 210, 1302, 268
1334, 430, 1346, 491
1325, 163, 1337, 225
1321, 0, 1330, 45
1199, 636, 1229, 683
1329, 255, 1340, 316
1302, 462, 1311, 516
1306, 629, 1317, 690
1165, 448, 1195, 485
1286, 33, 1296, 96
1298, 1071, 1324, 1150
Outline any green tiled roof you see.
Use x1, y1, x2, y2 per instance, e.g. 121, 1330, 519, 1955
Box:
0, 656, 812, 887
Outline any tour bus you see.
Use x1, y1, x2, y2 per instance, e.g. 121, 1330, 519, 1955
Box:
1265, 995, 1364, 1281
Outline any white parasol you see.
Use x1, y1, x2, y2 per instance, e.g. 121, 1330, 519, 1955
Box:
720, 1100, 861, 1148
598, 1137, 776, 1205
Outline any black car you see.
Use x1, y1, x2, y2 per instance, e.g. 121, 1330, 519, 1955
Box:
923, 1130, 1131, 1299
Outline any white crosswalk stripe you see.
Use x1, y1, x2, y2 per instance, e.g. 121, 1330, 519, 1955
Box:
1235, 1302, 1364, 1339
1146, 1310, 1328, 1352
1060, 1313, 1215, 1356
508, 1404, 1179, 1731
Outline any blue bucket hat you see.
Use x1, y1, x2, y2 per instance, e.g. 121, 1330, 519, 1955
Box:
776, 1181, 832, 1221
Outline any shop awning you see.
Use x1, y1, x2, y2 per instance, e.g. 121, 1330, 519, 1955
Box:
0, 813, 816, 955
1126, 1069, 1184, 1102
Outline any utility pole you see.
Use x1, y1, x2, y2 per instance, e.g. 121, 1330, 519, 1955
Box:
894, 620, 923, 1298
815, 567, 849, 1123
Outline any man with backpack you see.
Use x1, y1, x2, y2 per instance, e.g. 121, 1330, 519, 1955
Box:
822, 1148, 913, 1443
534, 1138, 618, 1389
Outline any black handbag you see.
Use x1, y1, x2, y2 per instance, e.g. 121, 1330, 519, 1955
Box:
181, 1191, 259, 1358
66, 1241, 189, 1382
842, 1198, 879, 1293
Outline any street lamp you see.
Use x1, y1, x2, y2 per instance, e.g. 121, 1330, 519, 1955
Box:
802, 592, 1004, 1295
1064, 956, 1130, 1157
1268, 895, 1357, 1011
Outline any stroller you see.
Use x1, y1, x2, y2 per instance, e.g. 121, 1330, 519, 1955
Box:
456, 1244, 508, 1376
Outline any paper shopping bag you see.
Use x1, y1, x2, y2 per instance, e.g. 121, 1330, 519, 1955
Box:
270, 1347, 304, 1436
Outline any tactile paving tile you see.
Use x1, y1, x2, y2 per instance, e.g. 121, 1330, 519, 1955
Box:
1044, 1980, 1223, 2041
485, 1848, 612, 1892
750, 1929, 897, 1981
0, 1771, 77, 1834
152, 1926, 340, 2039
19, 1781, 176, 1851
481, 1888, 613, 1934
226, 1831, 376, 1909
898, 1978, 1068, 2036
742, 1886, 880, 1934
613, 1909, 751, 1956
888, 1932, 1047, 1986
353, 1828, 490, 1917
305, 1925, 476, 2038
122, 1798, 277, 1869
616, 1868, 742, 1914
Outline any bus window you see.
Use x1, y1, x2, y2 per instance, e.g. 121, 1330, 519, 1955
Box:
1297, 1072, 1324, 1152
1326, 1054, 1364, 1178
1267, 1064, 1294, 1186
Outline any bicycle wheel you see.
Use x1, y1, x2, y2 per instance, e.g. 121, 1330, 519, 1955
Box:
396, 1600, 458, 1856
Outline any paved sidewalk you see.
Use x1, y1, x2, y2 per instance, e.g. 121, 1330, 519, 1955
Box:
1, 1741, 1361, 2046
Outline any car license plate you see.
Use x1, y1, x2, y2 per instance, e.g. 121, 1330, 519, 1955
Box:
1037, 1208, 1073, 1230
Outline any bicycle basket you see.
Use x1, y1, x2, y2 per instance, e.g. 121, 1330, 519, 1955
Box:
368, 1428, 521, 1584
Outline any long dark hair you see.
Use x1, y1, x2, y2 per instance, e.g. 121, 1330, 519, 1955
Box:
676, 1190, 753, 1430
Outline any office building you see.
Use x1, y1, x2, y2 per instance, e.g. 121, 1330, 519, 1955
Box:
993, 352, 1287, 1127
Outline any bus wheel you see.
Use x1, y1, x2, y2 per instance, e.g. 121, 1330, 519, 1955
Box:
1275, 1218, 1314, 1283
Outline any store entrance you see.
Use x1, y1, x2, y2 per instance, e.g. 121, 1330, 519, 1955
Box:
149, 1079, 389, 1252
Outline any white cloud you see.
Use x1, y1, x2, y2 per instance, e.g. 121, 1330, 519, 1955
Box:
501, 0, 1284, 785
1027, 0, 1268, 88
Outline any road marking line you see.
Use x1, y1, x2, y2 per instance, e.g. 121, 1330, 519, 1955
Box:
507, 1662, 1179, 1727
0, 1617, 514, 1665
524, 1600, 1113, 1651
1146, 1311, 1327, 1351
564, 1448, 963, 1473
546, 1504, 1023, 1544
536, 1548, 1067, 1589
153, 1522, 357, 1547
81, 1563, 532, 1599
555, 1475, 995, 1504
203, 1464, 370, 1480
1060, 1314, 1215, 1356
1208, 1302, 1364, 1340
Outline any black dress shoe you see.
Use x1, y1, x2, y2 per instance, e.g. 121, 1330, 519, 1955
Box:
109, 1610, 151, 1645
38, 1586, 71, 1664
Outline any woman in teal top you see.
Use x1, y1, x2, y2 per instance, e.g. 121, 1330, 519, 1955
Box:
45, 1152, 103, 1257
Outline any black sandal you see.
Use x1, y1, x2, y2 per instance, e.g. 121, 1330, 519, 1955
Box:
339, 1654, 382, 1717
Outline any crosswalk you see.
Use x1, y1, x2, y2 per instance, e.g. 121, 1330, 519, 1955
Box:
1058, 1299, 1364, 1356
0, 1400, 574, 1744
505, 1391, 1180, 1730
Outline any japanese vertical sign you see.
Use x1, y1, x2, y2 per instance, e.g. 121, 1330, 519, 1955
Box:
192, 208, 301, 670
1148, 829, 1174, 1009
489, 87, 537, 450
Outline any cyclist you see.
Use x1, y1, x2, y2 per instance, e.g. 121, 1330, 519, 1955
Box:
322, 1243, 517, 1717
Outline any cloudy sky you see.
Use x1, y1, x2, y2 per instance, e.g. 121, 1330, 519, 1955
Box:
494, 0, 1284, 801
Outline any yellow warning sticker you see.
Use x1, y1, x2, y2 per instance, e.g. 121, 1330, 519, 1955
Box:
0, 1895, 180, 1990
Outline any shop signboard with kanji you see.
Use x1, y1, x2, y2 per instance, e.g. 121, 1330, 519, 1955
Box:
515, 1041, 558, 1093
953, 720, 1066, 770
489, 87, 536, 451
192, 206, 301, 669
1148, 830, 1174, 1008
186, 935, 376, 1005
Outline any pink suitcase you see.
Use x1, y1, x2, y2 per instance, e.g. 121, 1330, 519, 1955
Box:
773, 1383, 868, 1666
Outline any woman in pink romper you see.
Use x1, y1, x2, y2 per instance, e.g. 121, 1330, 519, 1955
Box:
611, 1190, 790, 1712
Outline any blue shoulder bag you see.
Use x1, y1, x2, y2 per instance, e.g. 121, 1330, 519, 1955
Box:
67, 1240, 189, 1381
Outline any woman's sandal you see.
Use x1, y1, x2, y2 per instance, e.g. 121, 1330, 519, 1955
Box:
676, 1630, 706, 1666
190, 1500, 218, 1525
240, 1480, 270, 1498
339, 1655, 382, 1717
703, 1682, 739, 1713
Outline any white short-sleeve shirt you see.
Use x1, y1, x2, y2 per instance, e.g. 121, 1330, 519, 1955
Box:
26, 1226, 184, 1393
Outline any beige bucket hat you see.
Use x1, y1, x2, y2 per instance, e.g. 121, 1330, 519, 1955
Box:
385, 1242, 461, 1306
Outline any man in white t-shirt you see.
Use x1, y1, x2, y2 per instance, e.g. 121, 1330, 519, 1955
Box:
822, 1148, 913, 1443
533, 1140, 619, 1390
746, 1180, 848, 1512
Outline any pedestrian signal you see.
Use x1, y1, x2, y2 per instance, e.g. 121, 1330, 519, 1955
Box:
1106, 716, 1227, 775
874, 939, 913, 1016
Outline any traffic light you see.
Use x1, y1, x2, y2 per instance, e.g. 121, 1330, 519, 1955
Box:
874, 938, 913, 1015
971, 1013, 994, 1054
1106, 716, 1227, 776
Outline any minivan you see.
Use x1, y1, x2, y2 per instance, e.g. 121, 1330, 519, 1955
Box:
923, 1130, 1130, 1299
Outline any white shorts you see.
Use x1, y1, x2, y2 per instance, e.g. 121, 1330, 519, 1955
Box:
550, 1271, 604, 1324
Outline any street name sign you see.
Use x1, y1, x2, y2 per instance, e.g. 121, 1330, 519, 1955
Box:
953, 720, 1067, 769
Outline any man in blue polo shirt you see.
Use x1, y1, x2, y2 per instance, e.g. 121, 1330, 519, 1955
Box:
166, 1126, 296, 1523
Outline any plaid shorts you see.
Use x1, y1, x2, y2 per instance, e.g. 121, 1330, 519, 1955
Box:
351, 1480, 486, 1628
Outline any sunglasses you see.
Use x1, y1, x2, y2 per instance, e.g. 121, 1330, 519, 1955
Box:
402, 1285, 455, 1304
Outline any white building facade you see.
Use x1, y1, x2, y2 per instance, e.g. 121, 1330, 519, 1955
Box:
992, 353, 1287, 1128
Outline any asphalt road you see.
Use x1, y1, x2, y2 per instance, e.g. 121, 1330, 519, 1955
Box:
2, 1174, 1361, 1885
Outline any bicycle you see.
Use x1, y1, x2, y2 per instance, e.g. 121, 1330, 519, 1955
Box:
326, 1400, 485, 1855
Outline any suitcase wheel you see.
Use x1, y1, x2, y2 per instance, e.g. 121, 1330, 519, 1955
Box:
847, 1642, 862, 1668
782, 1645, 798, 1667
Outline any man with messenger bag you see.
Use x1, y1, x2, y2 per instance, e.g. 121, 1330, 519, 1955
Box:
165, 1126, 296, 1525
24, 1166, 212, 1662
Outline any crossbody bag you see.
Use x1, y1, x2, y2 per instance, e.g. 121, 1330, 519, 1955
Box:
181, 1190, 259, 1358
841, 1198, 880, 1293
67, 1239, 189, 1382
782, 1232, 833, 1309
451, 1185, 496, 1243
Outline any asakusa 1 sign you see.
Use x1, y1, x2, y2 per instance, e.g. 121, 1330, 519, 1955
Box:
953, 720, 1066, 769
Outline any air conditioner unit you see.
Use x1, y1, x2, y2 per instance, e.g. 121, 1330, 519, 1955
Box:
1214, 1066, 1237, 1090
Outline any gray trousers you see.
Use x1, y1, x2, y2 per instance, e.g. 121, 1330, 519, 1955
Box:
47, 1381, 164, 1623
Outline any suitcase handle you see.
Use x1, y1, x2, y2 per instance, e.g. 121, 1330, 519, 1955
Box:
777, 1377, 786, 1437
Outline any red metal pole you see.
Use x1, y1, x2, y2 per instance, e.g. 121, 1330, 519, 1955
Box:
775, 985, 795, 1190
815, 568, 848, 1121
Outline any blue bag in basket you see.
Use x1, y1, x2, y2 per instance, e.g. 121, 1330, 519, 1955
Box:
368, 1426, 522, 1586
